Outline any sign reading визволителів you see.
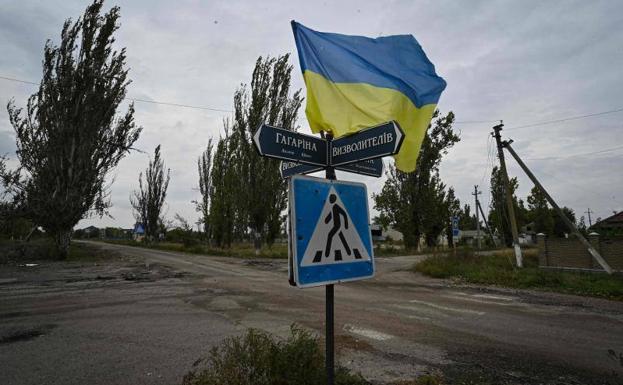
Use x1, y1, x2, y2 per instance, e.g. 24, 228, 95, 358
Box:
331, 121, 404, 167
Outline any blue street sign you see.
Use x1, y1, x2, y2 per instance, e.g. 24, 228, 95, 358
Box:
289, 175, 374, 288
280, 161, 323, 178
253, 124, 328, 166
281, 158, 384, 178
331, 121, 404, 167
336, 158, 383, 178
452, 216, 460, 237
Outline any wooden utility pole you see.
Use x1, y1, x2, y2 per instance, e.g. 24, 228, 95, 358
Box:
472, 185, 482, 249
477, 199, 498, 247
502, 140, 613, 274
492, 123, 523, 267
585, 208, 593, 227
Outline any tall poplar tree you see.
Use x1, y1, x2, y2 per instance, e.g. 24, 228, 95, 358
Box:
4, 1, 141, 257
130, 145, 170, 241
374, 111, 459, 249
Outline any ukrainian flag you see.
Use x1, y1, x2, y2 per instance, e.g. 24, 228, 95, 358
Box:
291, 21, 446, 172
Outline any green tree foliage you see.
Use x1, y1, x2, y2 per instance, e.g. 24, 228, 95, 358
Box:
209, 125, 239, 247
3, 1, 141, 257
208, 55, 302, 250
130, 145, 170, 241
458, 203, 480, 231
552, 206, 576, 237
196, 140, 213, 237
373, 111, 459, 249
488, 166, 525, 247
526, 186, 554, 235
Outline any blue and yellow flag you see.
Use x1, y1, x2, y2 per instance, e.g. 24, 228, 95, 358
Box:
291, 21, 446, 172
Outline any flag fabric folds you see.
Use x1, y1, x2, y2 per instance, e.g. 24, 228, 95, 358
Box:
291, 21, 446, 172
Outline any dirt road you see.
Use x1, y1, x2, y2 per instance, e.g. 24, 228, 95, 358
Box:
1, 242, 622, 384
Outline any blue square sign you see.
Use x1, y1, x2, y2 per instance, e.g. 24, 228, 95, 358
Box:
289, 175, 375, 288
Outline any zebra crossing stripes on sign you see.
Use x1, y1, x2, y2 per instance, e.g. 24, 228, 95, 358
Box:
289, 175, 374, 288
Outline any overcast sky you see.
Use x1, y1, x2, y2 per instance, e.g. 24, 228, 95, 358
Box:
1, 0, 622, 230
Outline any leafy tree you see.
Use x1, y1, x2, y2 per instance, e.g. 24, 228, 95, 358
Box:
207, 55, 302, 250
130, 145, 170, 241
488, 166, 524, 247
552, 206, 576, 237
195, 139, 213, 238
526, 186, 554, 235
3, 1, 141, 257
208, 127, 238, 247
374, 111, 459, 249
232, 55, 303, 252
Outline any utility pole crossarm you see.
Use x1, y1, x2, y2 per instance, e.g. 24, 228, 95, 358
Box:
502, 141, 613, 274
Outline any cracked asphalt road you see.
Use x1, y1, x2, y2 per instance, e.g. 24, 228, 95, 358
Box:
1, 241, 622, 384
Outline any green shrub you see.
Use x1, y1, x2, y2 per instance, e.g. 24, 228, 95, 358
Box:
181, 326, 368, 385
414, 250, 623, 300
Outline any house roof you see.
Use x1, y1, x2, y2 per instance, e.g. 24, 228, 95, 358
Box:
592, 211, 623, 229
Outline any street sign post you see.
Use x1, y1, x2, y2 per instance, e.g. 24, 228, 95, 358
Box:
289, 174, 374, 288
257, 122, 402, 385
331, 121, 404, 167
253, 124, 328, 166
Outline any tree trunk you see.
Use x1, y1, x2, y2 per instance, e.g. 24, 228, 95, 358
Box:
253, 229, 261, 256
54, 230, 71, 260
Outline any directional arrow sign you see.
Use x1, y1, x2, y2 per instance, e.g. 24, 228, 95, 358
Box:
336, 158, 383, 178
331, 121, 404, 167
253, 124, 327, 166
280, 161, 323, 178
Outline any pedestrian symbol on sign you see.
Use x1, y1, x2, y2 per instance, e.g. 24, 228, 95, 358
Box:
324, 194, 350, 258
301, 186, 370, 267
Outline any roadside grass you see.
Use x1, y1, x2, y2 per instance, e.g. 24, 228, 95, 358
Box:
101, 239, 289, 259
414, 248, 623, 301
182, 326, 369, 385
0, 238, 118, 263
182, 326, 451, 385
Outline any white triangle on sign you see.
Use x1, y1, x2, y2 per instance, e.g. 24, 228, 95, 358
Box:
301, 186, 371, 267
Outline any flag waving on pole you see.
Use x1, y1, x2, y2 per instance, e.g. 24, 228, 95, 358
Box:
291, 21, 446, 172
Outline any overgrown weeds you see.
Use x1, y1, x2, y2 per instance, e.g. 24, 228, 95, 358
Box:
414, 249, 623, 300
181, 326, 368, 385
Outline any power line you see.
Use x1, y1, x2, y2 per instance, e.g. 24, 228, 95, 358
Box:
127, 98, 232, 113
524, 144, 623, 161
0, 75, 39, 85
4, 74, 623, 127
454, 119, 501, 124
0, 74, 233, 113
505, 107, 623, 131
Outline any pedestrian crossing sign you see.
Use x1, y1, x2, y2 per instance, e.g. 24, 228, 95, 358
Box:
288, 175, 374, 288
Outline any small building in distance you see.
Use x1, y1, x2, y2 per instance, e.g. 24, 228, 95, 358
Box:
590, 211, 623, 236
133, 223, 145, 242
